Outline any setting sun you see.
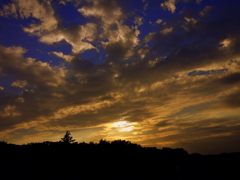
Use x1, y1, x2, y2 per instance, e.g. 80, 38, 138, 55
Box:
112, 121, 136, 131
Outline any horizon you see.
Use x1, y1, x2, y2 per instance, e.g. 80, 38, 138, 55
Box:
1, 136, 239, 155
0, 0, 240, 155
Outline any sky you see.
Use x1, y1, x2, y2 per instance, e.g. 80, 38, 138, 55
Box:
0, 0, 240, 154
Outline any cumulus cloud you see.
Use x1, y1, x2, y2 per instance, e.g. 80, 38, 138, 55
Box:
77, 0, 140, 59
0, 0, 140, 57
161, 0, 176, 13
78, 0, 123, 24
11, 80, 27, 88
40, 23, 98, 54
0, 0, 58, 34
0, 46, 66, 88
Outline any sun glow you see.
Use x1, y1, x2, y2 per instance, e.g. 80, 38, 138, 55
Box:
112, 121, 136, 131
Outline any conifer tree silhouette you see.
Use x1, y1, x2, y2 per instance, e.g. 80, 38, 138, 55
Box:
61, 131, 75, 143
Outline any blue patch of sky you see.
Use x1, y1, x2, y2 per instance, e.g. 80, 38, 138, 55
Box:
136, 1, 193, 41
144, 39, 154, 50
53, 0, 87, 27
0, 1, 84, 67
120, 0, 175, 41
217, 43, 224, 48
162, 52, 170, 57
0, 17, 31, 47
80, 49, 98, 60
0, 74, 25, 95
175, 0, 205, 14
180, 38, 197, 47
25, 42, 72, 66
0, 15, 73, 66
0, 75, 14, 90
0, 0, 12, 7
188, 69, 228, 77
137, 20, 155, 41
80, 47, 107, 64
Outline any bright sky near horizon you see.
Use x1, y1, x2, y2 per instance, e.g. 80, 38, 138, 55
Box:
0, 0, 240, 154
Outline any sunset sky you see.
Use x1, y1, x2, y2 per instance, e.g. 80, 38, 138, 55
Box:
0, 0, 240, 154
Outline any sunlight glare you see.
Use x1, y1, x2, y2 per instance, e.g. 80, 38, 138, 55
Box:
119, 127, 133, 132
112, 121, 136, 131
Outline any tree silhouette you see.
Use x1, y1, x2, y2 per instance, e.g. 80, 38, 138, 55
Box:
60, 131, 75, 144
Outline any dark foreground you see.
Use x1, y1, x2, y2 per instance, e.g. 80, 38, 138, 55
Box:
0, 140, 239, 180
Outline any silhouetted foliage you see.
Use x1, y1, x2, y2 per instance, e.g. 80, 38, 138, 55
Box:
0, 141, 8, 148
60, 130, 75, 144
0, 137, 239, 180
0, 140, 7, 144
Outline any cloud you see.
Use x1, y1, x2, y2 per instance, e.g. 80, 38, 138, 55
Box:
11, 80, 27, 88
0, 46, 67, 131
0, 0, 96, 54
161, 27, 173, 35
0, 0, 58, 34
78, 0, 140, 59
156, 19, 163, 24
219, 91, 240, 108
78, 0, 123, 24
161, 0, 176, 13
200, 5, 213, 17
2, 105, 21, 117
39, 23, 97, 54
0, 0, 140, 57
0, 2, 17, 17
50, 52, 74, 62
0, 46, 66, 88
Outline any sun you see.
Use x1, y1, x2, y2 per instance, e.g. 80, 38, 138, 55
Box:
112, 121, 131, 127
112, 121, 136, 132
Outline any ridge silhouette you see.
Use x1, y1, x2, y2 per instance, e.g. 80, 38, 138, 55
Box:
0, 133, 239, 180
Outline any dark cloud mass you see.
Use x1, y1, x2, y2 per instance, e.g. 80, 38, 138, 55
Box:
0, 0, 240, 154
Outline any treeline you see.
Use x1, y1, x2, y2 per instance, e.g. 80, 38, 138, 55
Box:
0, 139, 239, 180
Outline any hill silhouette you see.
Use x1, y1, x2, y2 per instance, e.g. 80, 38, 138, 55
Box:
0, 136, 239, 179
